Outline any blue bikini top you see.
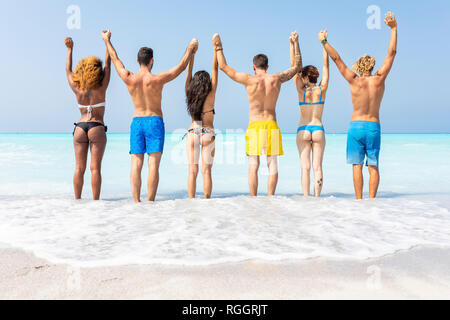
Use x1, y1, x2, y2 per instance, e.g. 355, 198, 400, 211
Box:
298, 86, 325, 106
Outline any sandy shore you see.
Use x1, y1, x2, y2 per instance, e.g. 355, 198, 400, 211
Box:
1, 246, 449, 299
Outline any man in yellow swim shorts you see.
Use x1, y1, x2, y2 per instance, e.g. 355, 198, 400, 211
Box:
214, 32, 301, 196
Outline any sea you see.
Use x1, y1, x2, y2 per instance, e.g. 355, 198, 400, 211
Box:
0, 133, 449, 266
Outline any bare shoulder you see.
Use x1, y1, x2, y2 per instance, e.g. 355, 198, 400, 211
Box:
349, 76, 364, 88
268, 73, 282, 86
269, 73, 280, 80
141, 73, 164, 89
151, 72, 169, 84
350, 76, 383, 90
244, 74, 258, 84
125, 72, 138, 83
369, 75, 385, 86
74, 91, 83, 101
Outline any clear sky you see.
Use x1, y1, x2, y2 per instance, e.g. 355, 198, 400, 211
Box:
1, 0, 449, 133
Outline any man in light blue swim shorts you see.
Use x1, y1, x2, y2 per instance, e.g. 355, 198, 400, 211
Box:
347, 121, 381, 167
103, 30, 198, 202
320, 11, 397, 199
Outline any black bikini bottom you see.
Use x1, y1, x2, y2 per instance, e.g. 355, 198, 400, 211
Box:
73, 122, 108, 135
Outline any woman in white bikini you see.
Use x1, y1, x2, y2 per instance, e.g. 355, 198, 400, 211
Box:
290, 34, 329, 197
64, 37, 111, 200
184, 38, 218, 198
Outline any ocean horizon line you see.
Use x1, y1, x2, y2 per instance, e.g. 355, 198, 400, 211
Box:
1, 132, 449, 135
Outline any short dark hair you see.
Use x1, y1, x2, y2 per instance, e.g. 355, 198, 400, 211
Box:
253, 54, 268, 70
138, 47, 153, 66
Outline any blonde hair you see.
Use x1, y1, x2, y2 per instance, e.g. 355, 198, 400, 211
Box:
72, 56, 104, 91
352, 55, 376, 76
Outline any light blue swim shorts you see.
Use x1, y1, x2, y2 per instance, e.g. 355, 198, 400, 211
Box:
346, 121, 381, 167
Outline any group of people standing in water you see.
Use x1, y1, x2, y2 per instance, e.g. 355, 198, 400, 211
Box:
65, 12, 397, 202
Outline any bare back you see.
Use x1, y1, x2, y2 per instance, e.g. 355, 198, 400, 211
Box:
74, 88, 106, 123
349, 76, 385, 123
321, 16, 397, 124
103, 33, 197, 120
245, 73, 281, 122
65, 37, 111, 125
213, 33, 300, 123
125, 71, 165, 118
202, 92, 216, 128
297, 86, 326, 127
189, 92, 216, 129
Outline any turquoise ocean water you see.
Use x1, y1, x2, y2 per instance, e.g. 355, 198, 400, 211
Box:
0, 133, 449, 266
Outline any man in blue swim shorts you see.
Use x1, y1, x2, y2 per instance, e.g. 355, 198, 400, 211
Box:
103, 30, 198, 202
130, 116, 165, 155
319, 12, 397, 199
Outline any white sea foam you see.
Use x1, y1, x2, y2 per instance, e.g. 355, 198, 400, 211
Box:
0, 195, 449, 266
1, 133, 449, 266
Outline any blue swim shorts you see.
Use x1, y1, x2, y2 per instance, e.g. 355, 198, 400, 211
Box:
130, 116, 165, 155
346, 121, 381, 167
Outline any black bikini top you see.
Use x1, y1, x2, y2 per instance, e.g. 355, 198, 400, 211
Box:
201, 109, 215, 115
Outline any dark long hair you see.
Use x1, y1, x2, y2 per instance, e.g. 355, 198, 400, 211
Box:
186, 71, 212, 121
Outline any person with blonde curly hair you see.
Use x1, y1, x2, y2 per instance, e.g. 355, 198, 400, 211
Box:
65, 36, 111, 200
318, 12, 398, 200
352, 54, 376, 76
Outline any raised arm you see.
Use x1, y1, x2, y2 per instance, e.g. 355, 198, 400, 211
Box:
320, 48, 330, 90
319, 29, 357, 83
289, 31, 304, 90
101, 46, 112, 89
211, 41, 219, 92
375, 12, 397, 80
213, 33, 250, 85
185, 54, 195, 95
277, 31, 301, 83
102, 30, 133, 84
158, 39, 198, 84
64, 37, 78, 93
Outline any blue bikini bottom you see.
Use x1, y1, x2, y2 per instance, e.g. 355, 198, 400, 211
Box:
297, 125, 325, 134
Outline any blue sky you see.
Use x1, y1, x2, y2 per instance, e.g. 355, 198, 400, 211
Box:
1, 0, 449, 133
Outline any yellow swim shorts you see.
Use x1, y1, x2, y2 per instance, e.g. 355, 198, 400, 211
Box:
245, 120, 284, 156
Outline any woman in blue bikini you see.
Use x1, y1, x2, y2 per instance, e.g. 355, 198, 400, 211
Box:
290, 41, 329, 197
